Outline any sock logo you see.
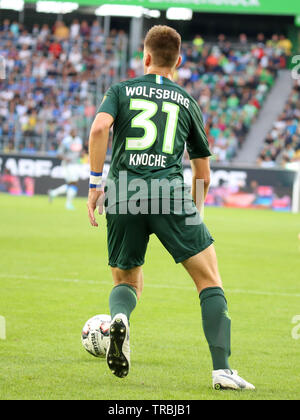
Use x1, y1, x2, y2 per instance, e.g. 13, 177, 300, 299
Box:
223, 310, 231, 320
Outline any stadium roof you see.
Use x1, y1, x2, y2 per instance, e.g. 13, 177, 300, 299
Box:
23, 0, 300, 16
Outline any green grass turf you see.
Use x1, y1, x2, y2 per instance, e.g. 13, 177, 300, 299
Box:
0, 193, 299, 400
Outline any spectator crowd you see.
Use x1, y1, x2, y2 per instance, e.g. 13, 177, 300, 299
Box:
0, 18, 127, 158
0, 18, 294, 164
257, 80, 300, 167
128, 32, 290, 163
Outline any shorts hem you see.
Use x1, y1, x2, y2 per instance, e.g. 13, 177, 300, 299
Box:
108, 261, 144, 270
173, 238, 214, 264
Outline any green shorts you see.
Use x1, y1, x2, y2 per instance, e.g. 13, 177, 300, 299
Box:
105, 199, 214, 270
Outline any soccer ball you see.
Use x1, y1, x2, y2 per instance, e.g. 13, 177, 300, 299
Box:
81, 314, 111, 358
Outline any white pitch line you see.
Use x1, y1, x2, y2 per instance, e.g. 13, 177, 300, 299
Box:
0, 273, 300, 298
0, 316, 6, 340
225, 288, 300, 298
0, 273, 101, 285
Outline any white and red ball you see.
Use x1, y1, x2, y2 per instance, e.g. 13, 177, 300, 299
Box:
81, 314, 111, 358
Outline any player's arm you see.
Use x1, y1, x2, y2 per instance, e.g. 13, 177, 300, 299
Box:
87, 85, 119, 227
186, 100, 212, 215
190, 157, 210, 214
89, 112, 113, 177
87, 112, 114, 227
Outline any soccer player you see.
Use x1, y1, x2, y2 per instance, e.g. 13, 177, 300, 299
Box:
48, 129, 83, 210
87, 26, 255, 390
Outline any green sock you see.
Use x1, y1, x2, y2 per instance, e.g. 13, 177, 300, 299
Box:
109, 284, 137, 321
199, 287, 231, 371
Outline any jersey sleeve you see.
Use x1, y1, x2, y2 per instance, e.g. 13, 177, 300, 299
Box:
186, 101, 211, 159
97, 85, 119, 119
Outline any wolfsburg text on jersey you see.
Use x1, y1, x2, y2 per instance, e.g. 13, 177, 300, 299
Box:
125, 86, 190, 109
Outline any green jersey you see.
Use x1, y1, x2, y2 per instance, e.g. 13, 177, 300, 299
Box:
98, 73, 211, 203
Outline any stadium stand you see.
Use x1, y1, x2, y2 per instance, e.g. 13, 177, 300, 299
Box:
257, 79, 300, 167
0, 19, 292, 163
0, 18, 128, 157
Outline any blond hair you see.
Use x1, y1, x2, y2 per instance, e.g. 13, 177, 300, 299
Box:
144, 25, 181, 68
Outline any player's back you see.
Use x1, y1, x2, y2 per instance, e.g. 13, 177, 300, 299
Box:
98, 74, 211, 201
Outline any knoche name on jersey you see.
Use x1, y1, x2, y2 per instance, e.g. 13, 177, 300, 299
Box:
129, 153, 167, 168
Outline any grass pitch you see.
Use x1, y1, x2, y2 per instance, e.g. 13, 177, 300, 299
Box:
0, 194, 299, 400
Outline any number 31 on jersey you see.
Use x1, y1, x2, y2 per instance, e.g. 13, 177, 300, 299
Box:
126, 99, 179, 155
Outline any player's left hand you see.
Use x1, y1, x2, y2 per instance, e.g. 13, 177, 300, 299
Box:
87, 190, 103, 227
